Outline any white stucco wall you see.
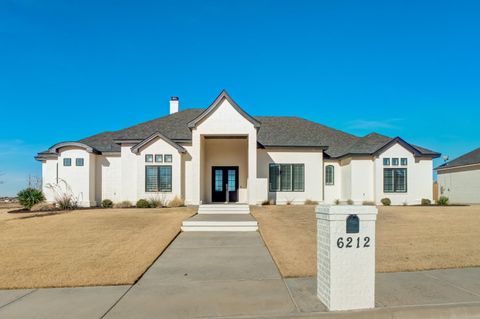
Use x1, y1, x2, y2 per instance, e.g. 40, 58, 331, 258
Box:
135, 138, 183, 203
350, 158, 375, 204
257, 148, 324, 204
324, 160, 341, 204
340, 159, 352, 201
374, 143, 433, 205
42, 147, 96, 207
97, 154, 122, 203
438, 165, 480, 204
190, 97, 258, 204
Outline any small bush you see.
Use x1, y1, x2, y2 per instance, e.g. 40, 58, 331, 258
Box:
362, 201, 375, 206
347, 199, 354, 205
148, 198, 165, 208
381, 198, 391, 206
136, 199, 150, 208
261, 200, 271, 206
30, 202, 56, 212
334, 199, 340, 205
56, 195, 78, 210
421, 198, 431, 206
437, 196, 449, 206
115, 200, 133, 208
101, 199, 113, 208
168, 196, 185, 208
17, 188, 45, 210
285, 200, 293, 205
304, 199, 318, 205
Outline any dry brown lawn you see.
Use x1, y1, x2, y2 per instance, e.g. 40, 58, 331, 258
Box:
251, 205, 480, 278
0, 207, 195, 289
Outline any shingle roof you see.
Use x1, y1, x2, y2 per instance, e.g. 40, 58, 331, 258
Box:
37, 108, 439, 159
436, 148, 480, 170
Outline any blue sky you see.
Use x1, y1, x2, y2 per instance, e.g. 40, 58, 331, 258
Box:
1, 0, 479, 196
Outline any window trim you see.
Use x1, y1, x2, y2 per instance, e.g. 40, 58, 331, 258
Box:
383, 158, 390, 166
383, 168, 408, 193
392, 158, 399, 166
164, 154, 173, 163
155, 154, 163, 163
145, 165, 173, 193
269, 163, 305, 192
401, 158, 408, 166
63, 158, 71, 167
145, 154, 153, 163
325, 165, 335, 185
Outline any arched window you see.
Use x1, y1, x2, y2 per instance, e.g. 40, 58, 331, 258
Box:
325, 165, 335, 185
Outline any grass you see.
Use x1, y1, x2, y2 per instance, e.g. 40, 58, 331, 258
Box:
0, 207, 195, 289
251, 205, 480, 277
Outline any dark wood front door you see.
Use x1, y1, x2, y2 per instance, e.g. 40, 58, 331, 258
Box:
211, 166, 239, 202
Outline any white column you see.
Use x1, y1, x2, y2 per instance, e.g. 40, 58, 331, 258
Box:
247, 131, 257, 205
191, 131, 201, 205
316, 205, 378, 311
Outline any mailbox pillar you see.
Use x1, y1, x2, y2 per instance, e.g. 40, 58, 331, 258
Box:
316, 205, 378, 311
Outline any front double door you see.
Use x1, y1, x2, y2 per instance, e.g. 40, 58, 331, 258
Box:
211, 166, 239, 203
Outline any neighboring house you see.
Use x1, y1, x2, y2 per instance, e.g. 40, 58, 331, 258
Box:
35, 90, 440, 207
436, 148, 480, 204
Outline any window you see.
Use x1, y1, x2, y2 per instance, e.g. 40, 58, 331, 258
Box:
164, 154, 172, 163
392, 158, 399, 166
145, 154, 153, 163
383, 158, 390, 166
401, 158, 408, 166
384, 168, 407, 193
145, 166, 172, 192
75, 158, 84, 166
325, 165, 335, 185
155, 154, 163, 163
63, 158, 71, 166
269, 164, 304, 192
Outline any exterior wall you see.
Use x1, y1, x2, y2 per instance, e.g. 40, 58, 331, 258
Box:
203, 138, 248, 203
96, 154, 122, 203
350, 158, 375, 204
438, 165, 480, 204
340, 159, 352, 201
190, 98, 258, 204
374, 143, 433, 205
120, 144, 138, 202
257, 148, 324, 204
135, 138, 183, 203
324, 160, 341, 204
42, 147, 96, 207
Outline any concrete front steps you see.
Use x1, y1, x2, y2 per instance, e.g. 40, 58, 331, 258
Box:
182, 204, 258, 232
197, 204, 250, 214
181, 214, 258, 232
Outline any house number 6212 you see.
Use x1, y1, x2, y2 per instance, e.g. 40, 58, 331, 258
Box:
337, 237, 371, 249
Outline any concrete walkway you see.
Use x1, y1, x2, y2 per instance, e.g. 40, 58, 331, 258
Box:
1, 232, 480, 318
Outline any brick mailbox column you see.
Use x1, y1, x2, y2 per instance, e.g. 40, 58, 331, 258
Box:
316, 205, 378, 311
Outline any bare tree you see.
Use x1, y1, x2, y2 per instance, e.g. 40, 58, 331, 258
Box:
27, 174, 42, 189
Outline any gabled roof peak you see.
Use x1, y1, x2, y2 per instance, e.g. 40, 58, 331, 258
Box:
187, 90, 261, 129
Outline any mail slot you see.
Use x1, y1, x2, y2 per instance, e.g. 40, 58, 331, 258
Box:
346, 215, 360, 234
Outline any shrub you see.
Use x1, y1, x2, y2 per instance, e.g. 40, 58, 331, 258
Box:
334, 199, 340, 205
261, 200, 271, 206
168, 196, 185, 208
437, 196, 449, 206
30, 202, 56, 212
347, 199, 354, 205
304, 199, 319, 205
381, 198, 391, 206
101, 199, 113, 208
136, 199, 150, 208
56, 194, 78, 210
114, 200, 133, 208
362, 201, 375, 206
17, 188, 45, 210
421, 198, 431, 206
148, 198, 164, 208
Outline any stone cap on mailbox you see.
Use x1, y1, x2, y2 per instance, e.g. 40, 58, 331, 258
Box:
316, 205, 378, 221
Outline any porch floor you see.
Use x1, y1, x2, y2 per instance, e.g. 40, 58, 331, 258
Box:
181, 209, 258, 232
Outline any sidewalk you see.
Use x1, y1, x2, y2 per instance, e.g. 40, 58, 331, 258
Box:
1, 232, 480, 318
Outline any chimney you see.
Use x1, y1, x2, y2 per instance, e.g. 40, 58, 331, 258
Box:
170, 96, 179, 114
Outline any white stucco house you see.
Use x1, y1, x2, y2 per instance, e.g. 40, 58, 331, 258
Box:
36, 90, 440, 207
436, 148, 480, 204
